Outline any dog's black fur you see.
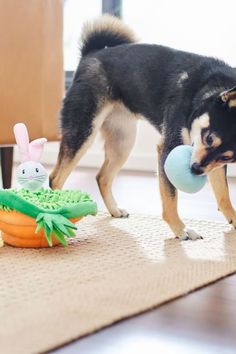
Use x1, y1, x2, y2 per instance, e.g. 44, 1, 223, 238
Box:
63, 26, 236, 167
51, 16, 236, 239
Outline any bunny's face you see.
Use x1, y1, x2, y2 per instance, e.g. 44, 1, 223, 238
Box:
17, 161, 48, 191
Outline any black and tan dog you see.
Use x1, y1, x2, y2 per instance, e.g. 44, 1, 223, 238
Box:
50, 15, 236, 240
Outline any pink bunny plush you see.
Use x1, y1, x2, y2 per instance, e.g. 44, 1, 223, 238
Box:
14, 123, 48, 191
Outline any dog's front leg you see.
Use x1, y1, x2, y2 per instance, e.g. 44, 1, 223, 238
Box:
208, 166, 236, 227
158, 146, 203, 240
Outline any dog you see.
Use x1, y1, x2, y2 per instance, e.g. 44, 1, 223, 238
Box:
50, 15, 236, 240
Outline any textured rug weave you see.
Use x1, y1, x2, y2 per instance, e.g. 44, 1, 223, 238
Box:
1, 213, 236, 354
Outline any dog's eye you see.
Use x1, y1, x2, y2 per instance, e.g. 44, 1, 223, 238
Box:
221, 156, 231, 161
206, 134, 213, 146
22, 169, 25, 174
35, 168, 39, 173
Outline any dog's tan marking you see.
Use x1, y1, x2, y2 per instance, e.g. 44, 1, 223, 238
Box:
220, 89, 236, 105
211, 134, 222, 147
181, 127, 191, 145
203, 162, 224, 174
202, 151, 234, 174
229, 98, 236, 108
97, 103, 137, 217
220, 91, 229, 103
50, 102, 114, 189
208, 167, 236, 226
222, 151, 234, 159
157, 137, 164, 152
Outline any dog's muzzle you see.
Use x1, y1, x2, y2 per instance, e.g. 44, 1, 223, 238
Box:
191, 163, 204, 175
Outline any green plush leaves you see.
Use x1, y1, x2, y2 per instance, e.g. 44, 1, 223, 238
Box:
0, 189, 97, 219
35, 213, 78, 247
0, 188, 97, 247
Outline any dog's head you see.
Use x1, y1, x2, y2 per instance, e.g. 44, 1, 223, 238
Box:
190, 86, 236, 175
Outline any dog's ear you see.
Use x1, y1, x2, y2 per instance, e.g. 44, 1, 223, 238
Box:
219, 86, 236, 108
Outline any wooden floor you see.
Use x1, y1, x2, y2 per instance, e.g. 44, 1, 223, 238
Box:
52, 167, 236, 354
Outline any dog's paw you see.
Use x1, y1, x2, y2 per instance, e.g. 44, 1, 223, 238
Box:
228, 213, 236, 229
111, 208, 129, 218
178, 228, 203, 241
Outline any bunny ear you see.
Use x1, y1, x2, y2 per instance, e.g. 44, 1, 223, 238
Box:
13, 123, 30, 162
29, 138, 47, 161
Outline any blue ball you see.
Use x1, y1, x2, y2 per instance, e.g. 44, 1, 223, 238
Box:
164, 145, 207, 193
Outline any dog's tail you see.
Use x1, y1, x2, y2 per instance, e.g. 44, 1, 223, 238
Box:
80, 14, 136, 57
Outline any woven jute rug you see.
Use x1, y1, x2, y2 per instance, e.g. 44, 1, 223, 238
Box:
1, 213, 236, 354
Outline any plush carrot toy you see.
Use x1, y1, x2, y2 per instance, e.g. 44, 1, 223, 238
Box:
0, 123, 97, 248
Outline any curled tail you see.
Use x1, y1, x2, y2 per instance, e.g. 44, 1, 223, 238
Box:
81, 14, 136, 57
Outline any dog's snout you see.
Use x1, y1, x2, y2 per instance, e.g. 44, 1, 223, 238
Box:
191, 163, 203, 175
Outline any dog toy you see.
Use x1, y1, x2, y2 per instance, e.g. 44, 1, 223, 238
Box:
13, 123, 48, 191
0, 123, 98, 248
164, 145, 207, 193
0, 189, 97, 247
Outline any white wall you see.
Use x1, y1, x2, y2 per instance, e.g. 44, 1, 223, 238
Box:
123, 0, 236, 66
64, 0, 101, 70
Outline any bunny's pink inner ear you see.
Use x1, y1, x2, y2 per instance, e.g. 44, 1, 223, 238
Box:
13, 123, 30, 162
29, 138, 47, 161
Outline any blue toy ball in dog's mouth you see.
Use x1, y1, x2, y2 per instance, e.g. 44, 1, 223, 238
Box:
164, 145, 207, 193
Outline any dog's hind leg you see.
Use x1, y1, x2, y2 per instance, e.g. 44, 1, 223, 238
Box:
208, 166, 236, 227
50, 80, 114, 189
97, 105, 137, 218
50, 132, 98, 190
